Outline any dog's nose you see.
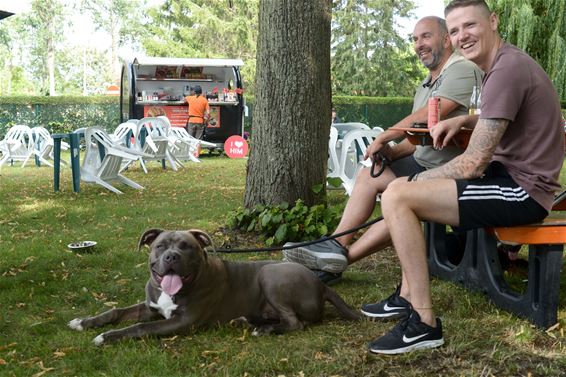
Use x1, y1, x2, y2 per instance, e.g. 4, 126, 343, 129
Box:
163, 251, 179, 264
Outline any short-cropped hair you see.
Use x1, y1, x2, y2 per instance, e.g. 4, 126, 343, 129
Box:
445, 0, 491, 17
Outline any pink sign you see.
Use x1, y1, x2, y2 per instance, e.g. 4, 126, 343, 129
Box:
224, 135, 248, 158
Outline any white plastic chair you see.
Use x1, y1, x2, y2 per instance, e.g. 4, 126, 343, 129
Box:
110, 121, 137, 148
123, 117, 179, 173
332, 122, 371, 139
335, 128, 384, 195
168, 126, 216, 164
0, 125, 34, 172
327, 126, 340, 179
80, 127, 147, 194
28, 126, 69, 167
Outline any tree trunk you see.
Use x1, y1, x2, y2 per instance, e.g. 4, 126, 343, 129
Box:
111, 18, 120, 81
244, 0, 332, 208
47, 21, 56, 96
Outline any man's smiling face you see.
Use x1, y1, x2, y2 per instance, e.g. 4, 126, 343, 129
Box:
412, 19, 448, 70
446, 5, 498, 70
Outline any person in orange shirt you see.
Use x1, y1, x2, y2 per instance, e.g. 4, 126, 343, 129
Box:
184, 85, 210, 139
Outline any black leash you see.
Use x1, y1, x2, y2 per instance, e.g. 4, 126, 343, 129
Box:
216, 152, 390, 253
370, 152, 390, 178
216, 215, 384, 253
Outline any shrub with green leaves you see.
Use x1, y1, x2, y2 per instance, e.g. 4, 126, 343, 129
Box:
228, 199, 343, 246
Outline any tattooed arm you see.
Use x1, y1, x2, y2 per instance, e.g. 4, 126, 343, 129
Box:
418, 118, 509, 180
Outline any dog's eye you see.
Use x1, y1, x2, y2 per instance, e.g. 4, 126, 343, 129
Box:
155, 243, 165, 250
178, 241, 189, 250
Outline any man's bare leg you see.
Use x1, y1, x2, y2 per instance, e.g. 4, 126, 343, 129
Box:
381, 178, 459, 326
334, 167, 397, 247
347, 219, 392, 263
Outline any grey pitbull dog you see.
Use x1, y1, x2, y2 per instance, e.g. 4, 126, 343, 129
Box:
68, 229, 361, 345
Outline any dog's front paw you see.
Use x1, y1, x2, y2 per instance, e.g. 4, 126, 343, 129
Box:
229, 316, 250, 327
68, 318, 84, 331
251, 326, 273, 336
93, 334, 105, 346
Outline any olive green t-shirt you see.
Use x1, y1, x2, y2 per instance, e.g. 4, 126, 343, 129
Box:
412, 53, 483, 168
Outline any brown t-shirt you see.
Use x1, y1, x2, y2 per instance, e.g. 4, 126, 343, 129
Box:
481, 44, 564, 211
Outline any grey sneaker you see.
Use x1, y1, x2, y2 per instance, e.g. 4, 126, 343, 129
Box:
282, 239, 348, 273
361, 285, 411, 320
313, 270, 342, 286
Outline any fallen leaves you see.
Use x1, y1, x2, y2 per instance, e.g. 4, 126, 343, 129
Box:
2, 256, 35, 278
52, 351, 66, 359
31, 361, 55, 377
545, 322, 563, 339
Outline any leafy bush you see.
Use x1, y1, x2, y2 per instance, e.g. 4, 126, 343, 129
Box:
228, 199, 343, 246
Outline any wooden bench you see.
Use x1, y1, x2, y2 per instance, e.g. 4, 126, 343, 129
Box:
427, 195, 566, 328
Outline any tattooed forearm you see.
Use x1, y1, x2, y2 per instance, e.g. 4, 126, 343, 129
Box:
418, 118, 509, 180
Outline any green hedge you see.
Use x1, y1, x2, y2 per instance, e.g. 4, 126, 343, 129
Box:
243, 95, 414, 132
0, 96, 120, 136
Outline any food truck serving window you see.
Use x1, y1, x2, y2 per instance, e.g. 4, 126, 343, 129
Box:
121, 57, 246, 146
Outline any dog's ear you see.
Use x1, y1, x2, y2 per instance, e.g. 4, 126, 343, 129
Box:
138, 229, 164, 251
188, 229, 214, 250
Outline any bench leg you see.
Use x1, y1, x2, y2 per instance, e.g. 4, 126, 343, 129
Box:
426, 222, 477, 286
427, 223, 564, 328
472, 229, 563, 328
525, 244, 563, 327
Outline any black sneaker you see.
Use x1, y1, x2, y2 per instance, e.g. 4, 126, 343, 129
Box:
368, 310, 444, 354
361, 286, 410, 320
282, 239, 348, 273
313, 270, 342, 286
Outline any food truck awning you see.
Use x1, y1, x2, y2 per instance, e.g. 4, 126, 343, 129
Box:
133, 57, 244, 68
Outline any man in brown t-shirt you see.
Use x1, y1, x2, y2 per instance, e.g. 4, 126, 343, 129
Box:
368, 0, 564, 355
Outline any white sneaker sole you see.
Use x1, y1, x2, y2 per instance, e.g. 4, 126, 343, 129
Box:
282, 248, 347, 274
369, 338, 444, 355
360, 308, 407, 320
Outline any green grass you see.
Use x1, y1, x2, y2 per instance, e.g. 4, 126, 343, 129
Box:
0, 155, 565, 376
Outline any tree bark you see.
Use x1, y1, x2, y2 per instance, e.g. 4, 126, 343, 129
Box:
244, 0, 332, 207
47, 15, 56, 96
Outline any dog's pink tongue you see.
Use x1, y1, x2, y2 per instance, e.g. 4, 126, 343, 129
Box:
161, 274, 183, 296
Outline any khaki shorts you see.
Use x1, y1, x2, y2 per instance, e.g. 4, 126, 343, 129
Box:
187, 122, 205, 140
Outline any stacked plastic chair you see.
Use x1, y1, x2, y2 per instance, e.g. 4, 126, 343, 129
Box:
0, 125, 34, 172
80, 127, 147, 194
168, 126, 217, 164
28, 126, 69, 167
122, 117, 179, 173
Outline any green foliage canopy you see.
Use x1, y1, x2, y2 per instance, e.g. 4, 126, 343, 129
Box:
488, 0, 566, 100
143, 0, 259, 95
331, 0, 426, 97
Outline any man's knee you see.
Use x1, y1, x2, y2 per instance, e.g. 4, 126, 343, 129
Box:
355, 168, 373, 184
355, 167, 395, 192
381, 179, 411, 207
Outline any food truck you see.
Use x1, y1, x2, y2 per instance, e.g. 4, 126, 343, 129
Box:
120, 57, 245, 148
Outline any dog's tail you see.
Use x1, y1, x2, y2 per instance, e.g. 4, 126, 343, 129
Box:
323, 287, 362, 321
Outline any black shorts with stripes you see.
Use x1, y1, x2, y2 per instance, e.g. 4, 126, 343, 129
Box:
456, 161, 547, 230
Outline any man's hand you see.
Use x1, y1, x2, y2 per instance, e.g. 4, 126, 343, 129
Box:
364, 137, 391, 161
429, 116, 465, 149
